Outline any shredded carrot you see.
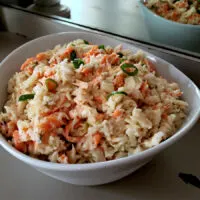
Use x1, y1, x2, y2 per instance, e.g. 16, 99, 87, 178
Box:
47, 116, 61, 127
94, 96, 103, 104
13, 130, 20, 143
96, 113, 105, 121
27, 141, 35, 152
41, 95, 68, 117
59, 154, 68, 163
40, 116, 62, 131
113, 74, 125, 89
175, 1, 187, 8
108, 53, 119, 65
140, 80, 149, 96
15, 142, 27, 153
170, 11, 179, 21
41, 132, 50, 144
40, 122, 52, 131
101, 53, 119, 65
112, 109, 123, 118
161, 113, 168, 119
60, 46, 74, 60
37, 72, 43, 78
49, 60, 57, 68
63, 121, 82, 143
63, 103, 76, 118
81, 68, 93, 76
7, 121, 17, 136
84, 46, 98, 57
41, 132, 57, 144
41, 103, 64, 116
170, 91, 182, 97
91, 77, 100, 85
13, 130, 27, 152
157, 2, 169, 14
63, 120, 72, 137
27, 67, 34, 75
73, 117, 83, 129
93, 131, 103, 146
163, 104, 170, 111
36, 53, 47, 61
106, 48, 113, 54
96, 67, 103, 76
164, 89, 182, 97
41, 109, 59, 117
20, 57, 35, 70
83, 56, 90, 64
101, 55, 108, 65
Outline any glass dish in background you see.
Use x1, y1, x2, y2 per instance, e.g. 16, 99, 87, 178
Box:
138, 0, 200, 52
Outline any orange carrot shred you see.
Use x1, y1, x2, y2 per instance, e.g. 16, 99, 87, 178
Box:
112, 109, 123, 118
113, 74, 125, 89
20, 57, 35, 70
36, 53, 47, 61
96, 113, 104, 121
93, 131, 103, 146
94, 96, 103, 104
13, 130, 27, 153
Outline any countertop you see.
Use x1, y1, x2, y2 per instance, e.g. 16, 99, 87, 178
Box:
0, 32, 200, 200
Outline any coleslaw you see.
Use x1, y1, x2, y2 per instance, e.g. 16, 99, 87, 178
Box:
0, 39, 188, 163
145, 0, 200, 25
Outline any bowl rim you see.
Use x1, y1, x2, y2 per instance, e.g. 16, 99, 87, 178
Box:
138, 0, 200, 28
0, 31, 200, 171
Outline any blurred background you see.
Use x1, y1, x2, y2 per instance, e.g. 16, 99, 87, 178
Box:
0, 0, 199, 56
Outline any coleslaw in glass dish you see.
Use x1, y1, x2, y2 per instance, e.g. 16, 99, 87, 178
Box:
145, 0, 200, 25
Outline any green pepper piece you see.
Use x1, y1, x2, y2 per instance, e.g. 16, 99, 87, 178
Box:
98, 45, 105, 50
73, 59, 85, 69
19, 94, 35, 101
70, 50, 77, 61
45, 78, 58, 92
84, 40, 89, 44
121, 63, 138, 76
107, 91, 128, 99
117, 52, 124, 58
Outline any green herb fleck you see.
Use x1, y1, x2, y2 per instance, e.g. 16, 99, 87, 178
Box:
19, 94, 35, 101
73, 59, 85, 69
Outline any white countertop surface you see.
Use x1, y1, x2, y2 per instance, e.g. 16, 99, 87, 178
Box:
0, 32, 200, 200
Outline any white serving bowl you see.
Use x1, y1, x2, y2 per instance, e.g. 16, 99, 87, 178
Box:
0, 32, 200, 186
138, 0, 200, 52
